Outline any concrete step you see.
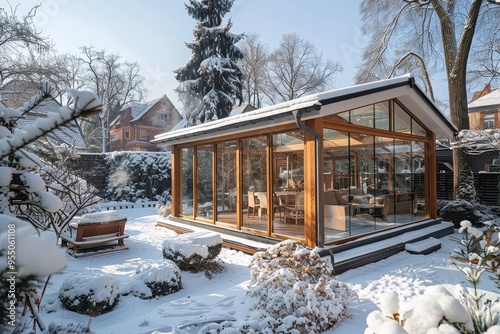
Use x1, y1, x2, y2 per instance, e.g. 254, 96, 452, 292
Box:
405, 237, 441, 255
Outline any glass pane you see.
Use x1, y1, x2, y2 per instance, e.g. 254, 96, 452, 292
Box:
323, 129, 351, 244
180, 147, 194, 216
374, 101, 390, 130
272, 131, 304, 239
196, 144, 213, 220
216, 141, 237, 225
412, 119, 428, 137
350, 105, 374, 128
348, 102, 389, 130
393, 101, 411, 134
242, 136, 267, 232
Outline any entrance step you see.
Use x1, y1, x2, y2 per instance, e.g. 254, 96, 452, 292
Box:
405, 237, 441, 255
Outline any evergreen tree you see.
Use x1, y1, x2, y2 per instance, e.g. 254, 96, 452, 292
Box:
175, 0, 244, 126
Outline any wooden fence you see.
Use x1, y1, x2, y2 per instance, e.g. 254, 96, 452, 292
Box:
437, 172, 500, 206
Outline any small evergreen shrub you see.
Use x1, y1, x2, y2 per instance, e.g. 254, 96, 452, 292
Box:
131, 261, 183, 299
58, 274, 121, 316
247, 240, 355, 334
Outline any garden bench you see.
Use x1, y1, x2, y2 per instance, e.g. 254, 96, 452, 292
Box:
60, 211, 129, 257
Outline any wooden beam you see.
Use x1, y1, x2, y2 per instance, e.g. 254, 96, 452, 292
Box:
171, 146, 181, 217
304, 118, 322, 248
427, 132, 438, 218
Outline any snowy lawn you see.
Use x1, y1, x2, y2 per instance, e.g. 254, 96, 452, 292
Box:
38, 206, 498, 333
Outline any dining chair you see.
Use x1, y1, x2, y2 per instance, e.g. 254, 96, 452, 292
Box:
285, 192, 305, 224
247, 191, 260, 218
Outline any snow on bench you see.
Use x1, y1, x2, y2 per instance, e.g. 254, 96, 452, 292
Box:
61, 210, 129, 258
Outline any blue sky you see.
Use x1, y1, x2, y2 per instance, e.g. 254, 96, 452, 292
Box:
20, 1, 377, 111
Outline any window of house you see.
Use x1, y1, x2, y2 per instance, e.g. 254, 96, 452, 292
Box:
140, 129, 148, 140
124, 131, 130, 139
111, 133, 120, 141
484, 113, 495, 129
159, 113, 168, 122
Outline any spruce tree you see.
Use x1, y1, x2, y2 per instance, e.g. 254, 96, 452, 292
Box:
175, 0, 243, 126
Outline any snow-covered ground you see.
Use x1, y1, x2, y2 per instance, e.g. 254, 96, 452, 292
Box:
38, 207, 498, 334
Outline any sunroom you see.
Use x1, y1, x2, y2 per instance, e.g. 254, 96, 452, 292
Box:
153, 75, 457, 249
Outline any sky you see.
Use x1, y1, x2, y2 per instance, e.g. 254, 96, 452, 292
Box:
16, 0, 371, 112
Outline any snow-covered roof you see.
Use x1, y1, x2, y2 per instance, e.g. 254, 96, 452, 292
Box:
170, 118, 187, 131
153, 74, 457, 146
229, 103, 255, 116
468, 89, 500, 112
13, 97, 87, 150
131, 96, 163, 122
110, 96, 165, 127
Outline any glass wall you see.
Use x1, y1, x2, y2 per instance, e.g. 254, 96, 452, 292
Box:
241, 136, 267, 231
175, 98, 430, 246
196, 144, 213, 220
272, 131, 305, 238
216, 141, 237, 225
180, 147, 194, 216
323, 100, 428, 244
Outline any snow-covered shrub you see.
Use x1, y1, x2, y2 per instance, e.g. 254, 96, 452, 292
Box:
58, 274, 121, 316
162, 231, 223, 277
450, 220, 500, 332
365, 286, 474, 334
130, 260, 182, 299
156, 201, 172, 217
104, 151, 171, 202
456, 166, 478, 203
0, 215, 66, 330
439, 199, 483, 228
247, 240, 355, 334
368, 220, 500, 334
43, 323, 95, 334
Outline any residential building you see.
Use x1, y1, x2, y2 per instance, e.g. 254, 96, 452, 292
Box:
468, 83, 500, 130
109, 95, 182, 152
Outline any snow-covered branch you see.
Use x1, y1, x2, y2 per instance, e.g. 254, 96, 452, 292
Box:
450, 129, 500, 155
0, 88, 101, 160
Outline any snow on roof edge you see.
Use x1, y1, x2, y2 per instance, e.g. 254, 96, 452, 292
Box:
153, 74, 455, 144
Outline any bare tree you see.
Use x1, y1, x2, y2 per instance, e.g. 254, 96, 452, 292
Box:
239, 33, 269, 108
264, 33, 343, 104
356, 0, 500, 195
78, 46, 146, 152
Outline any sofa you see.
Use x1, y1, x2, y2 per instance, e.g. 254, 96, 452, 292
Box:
379, 193, 416, 221
323, 189, 356, 230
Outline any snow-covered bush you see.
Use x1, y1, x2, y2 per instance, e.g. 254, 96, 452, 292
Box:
439, 199, 483, 227
104, 151, 171, 202
365, 286, 474, 334
162, 231, 223, 276
247, 240, 355, 334
156, 201, 172, 217
0, 215, 66, 330
58, 274, 121, 316
130, 260, 183, 299
366, 220, 500, 334
450, 220, 500, 332
456, 166, 478, 204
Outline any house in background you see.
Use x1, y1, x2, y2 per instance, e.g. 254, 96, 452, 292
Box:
468, 83, 500, 130
1, 80, 87, 151
109, 95, 182, 152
